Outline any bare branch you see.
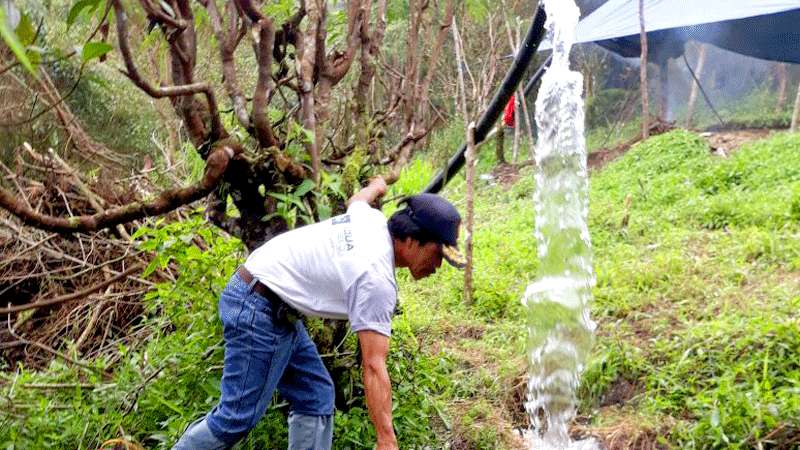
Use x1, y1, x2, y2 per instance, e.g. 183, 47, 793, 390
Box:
354, 0, 387, 148
383, 128, 431, 184
416, 0, 454, 123
138, 0, 187, 29
0, 145, 240, 233
322, 0, 364, 83
297, 0, 324, 182
205, 0, 250, 129
253, 19, 279, 148
113, 0, 224, 141
0, 264, 141, 315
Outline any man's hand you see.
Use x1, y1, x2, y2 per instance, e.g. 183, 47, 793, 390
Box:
358, 330, 398, 449
348, 176, 388, 208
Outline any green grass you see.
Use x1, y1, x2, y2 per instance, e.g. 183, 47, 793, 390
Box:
2, 129, 800, 449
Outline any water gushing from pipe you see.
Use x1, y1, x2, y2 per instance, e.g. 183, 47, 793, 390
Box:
523, 1, 598, 448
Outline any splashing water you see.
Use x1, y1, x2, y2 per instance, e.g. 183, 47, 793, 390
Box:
522, 1, 598, 449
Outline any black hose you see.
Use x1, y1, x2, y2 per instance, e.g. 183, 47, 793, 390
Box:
682, 53, 725, 128
422, 5, 549, 194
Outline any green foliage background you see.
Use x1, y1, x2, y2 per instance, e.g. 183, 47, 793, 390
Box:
3, 129, 799, 449
2, 0, 800, 448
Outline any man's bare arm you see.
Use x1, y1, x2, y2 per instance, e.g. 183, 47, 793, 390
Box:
348, 176, 388, 207
358, 330, 398, 450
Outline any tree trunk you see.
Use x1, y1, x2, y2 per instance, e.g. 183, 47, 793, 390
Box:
791, 79, 800, 133
297, 0, 323, 183
775, 63, 788, 113
496, 122, 506, 164
638, 0, 649, 139
686, 43, 707, 128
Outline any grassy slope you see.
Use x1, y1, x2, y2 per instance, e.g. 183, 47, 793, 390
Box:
411, 129, 800, 449
1, 130, 799, 449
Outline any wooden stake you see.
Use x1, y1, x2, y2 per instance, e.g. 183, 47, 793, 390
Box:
464, 123, 476, 305
638, 0, 650, 139
453, 16, 474, 304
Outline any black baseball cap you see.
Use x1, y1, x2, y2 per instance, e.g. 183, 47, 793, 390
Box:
400, 194, 466, 269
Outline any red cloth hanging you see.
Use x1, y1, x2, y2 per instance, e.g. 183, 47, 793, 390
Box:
503, 94, 516, 128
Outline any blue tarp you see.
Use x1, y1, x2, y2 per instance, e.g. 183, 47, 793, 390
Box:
543, 0, 800, 63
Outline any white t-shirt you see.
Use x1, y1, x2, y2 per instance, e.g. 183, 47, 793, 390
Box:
243, 201, 397, 337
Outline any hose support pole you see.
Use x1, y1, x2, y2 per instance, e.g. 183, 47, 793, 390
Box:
422, 5, 548, 194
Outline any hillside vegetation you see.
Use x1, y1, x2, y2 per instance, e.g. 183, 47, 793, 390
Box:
2, 129, 799, 449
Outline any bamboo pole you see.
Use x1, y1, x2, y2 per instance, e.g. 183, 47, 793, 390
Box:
639, 0, 650, 139
464, 124, 476, 305
452, 16, 474, 304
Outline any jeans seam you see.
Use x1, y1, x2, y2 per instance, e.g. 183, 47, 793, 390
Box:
234, 302, 254, 423
249, 320, 284, 429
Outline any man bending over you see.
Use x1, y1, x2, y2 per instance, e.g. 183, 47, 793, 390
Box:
174, 177, 464, 449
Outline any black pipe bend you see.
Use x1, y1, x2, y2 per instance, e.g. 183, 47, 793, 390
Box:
422, 5, 549, 195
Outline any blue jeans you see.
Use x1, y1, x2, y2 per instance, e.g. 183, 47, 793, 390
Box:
173, 272, 335, 449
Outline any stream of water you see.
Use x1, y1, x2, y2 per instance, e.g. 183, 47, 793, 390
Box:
523, 1, 598, 449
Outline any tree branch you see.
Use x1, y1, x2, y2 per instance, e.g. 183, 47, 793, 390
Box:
0, 145, 240, 233
297, 0, 323, 182
205, 0, 250, 129
354, 0, 387, 148
0, 264, 142, 315
322, 0, 363, 83
113, 0, 224, 142
416, 0, 454, 123
252, 18, 279, 148
383, 128, 431, 183
138, 0, 188, 30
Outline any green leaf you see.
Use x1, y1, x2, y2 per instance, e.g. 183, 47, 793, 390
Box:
143, 257, 160, 277
0, 8, 35, 75
268, 192, 290, 203
67, 0, 100, 30
294, 179, 315, 197
317, 202, 332, 221
15, 13, 34, 45
81, 41, 112, 62
268, 107, 284, 124
268, 192, 305, 211
302, 127, 316, 144
130, 225, 151, 241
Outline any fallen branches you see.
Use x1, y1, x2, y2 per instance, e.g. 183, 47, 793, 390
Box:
0, 264, 142, 315
0, 145, 239, 233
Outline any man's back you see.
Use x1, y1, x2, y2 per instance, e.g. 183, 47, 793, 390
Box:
244, 201, 397, 329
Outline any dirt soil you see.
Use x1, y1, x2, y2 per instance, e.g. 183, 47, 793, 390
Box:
588, 121, 675, 170
699, 128, 774, 157
588, 125, 777, 171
